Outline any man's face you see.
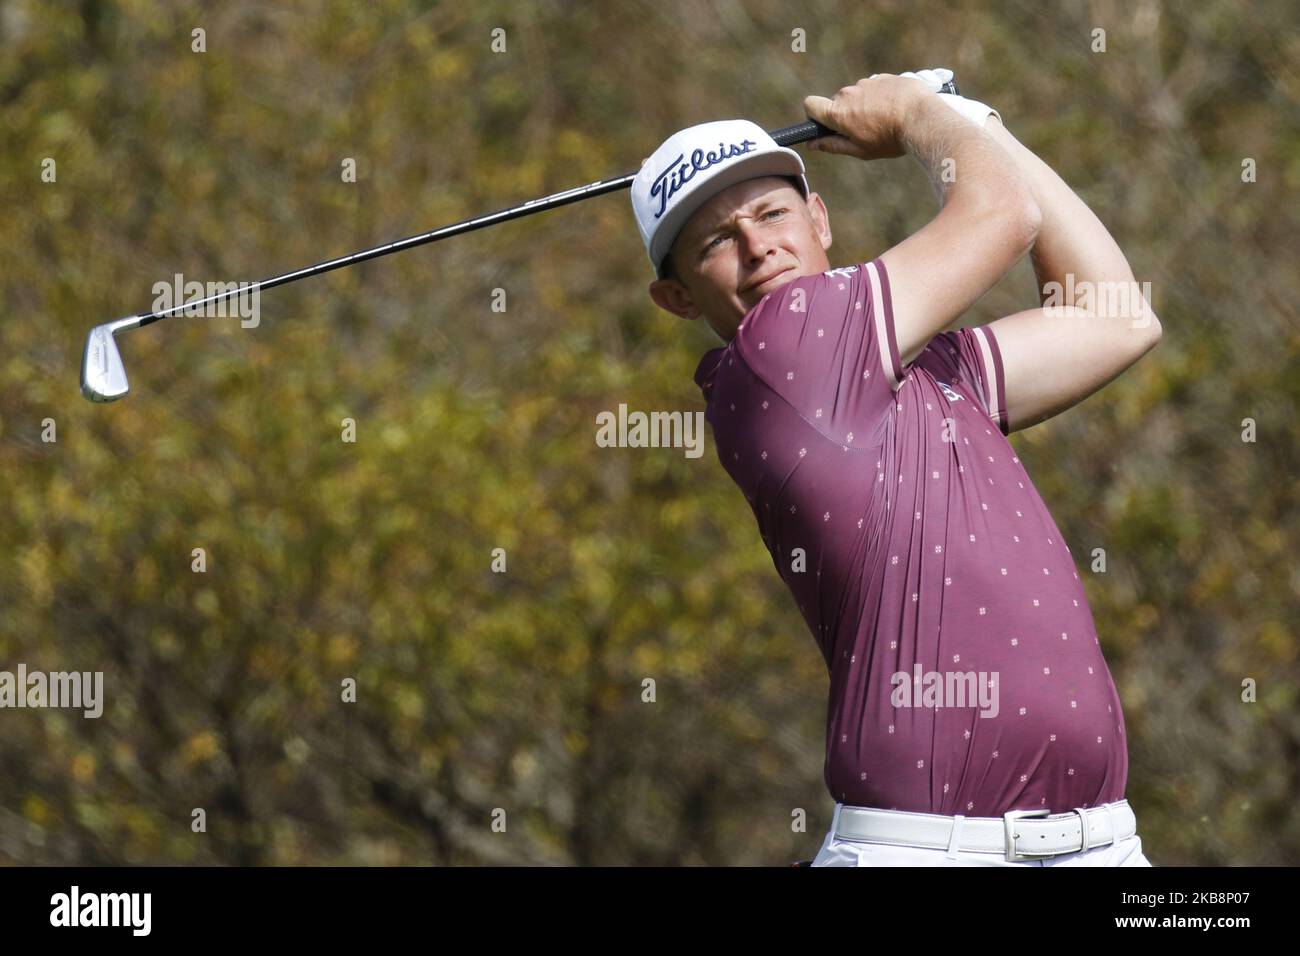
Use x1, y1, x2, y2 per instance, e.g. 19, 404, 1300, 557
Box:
648, 176, 833, 342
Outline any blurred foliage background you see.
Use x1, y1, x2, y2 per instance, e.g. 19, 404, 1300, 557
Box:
1, 0, 1297, 865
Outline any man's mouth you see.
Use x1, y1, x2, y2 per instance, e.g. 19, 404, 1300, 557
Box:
742, 268, 792, 294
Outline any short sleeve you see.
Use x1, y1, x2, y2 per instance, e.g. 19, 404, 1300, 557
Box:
914, 324, 1010, 435
729, 258, 903, 443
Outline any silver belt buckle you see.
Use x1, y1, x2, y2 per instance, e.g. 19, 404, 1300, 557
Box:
1003, 808, 1052, 861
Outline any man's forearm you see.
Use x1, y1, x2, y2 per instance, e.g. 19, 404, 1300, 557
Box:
902, 95, 1039, 220
983, 118, 1156, 325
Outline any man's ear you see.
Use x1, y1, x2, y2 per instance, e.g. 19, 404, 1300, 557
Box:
648, 277, 701, 320
807, 191, 833, 252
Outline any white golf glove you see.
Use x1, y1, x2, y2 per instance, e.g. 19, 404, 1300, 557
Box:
898, 67, 1002, 128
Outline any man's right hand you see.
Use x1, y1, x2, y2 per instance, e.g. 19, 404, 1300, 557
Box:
802, 74, 936, 160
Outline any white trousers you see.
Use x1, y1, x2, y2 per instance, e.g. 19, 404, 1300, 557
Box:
810, 800, 1154, 867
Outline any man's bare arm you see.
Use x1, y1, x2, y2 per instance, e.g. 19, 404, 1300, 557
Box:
887, 95, 1044, 368
804, 78, 1042, 371
980, 120, 1161, 432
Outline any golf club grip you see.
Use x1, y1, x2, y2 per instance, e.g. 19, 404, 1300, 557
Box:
770, 77, 960, 147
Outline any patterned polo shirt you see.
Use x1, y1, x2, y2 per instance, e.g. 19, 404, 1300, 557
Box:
693, 257, 1129, 816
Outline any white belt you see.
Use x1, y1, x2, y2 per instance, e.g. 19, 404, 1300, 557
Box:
832, 799, 1137, 862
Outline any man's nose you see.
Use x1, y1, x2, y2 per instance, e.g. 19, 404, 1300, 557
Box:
738, 223, 775, 262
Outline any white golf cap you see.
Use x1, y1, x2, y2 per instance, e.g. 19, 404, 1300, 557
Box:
631, 119, 809, 279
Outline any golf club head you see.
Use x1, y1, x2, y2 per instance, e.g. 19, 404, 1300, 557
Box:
81, 315, 143, 402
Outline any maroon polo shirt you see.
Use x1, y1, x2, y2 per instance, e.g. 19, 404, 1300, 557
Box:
693, 258, 1129, 817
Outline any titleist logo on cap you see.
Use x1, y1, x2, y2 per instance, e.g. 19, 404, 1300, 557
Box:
649, 139, 759, 218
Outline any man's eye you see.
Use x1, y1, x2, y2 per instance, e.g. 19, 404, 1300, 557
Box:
702, 211, 785, 254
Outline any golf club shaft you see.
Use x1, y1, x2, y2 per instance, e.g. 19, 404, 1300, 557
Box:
135, 171, 640, 328
134, 79, 958, 327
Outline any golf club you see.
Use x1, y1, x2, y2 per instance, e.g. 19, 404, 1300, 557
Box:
80, 78, 958, 403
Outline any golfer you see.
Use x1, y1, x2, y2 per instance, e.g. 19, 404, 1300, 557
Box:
630, 70, 1161, 866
